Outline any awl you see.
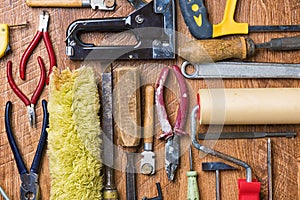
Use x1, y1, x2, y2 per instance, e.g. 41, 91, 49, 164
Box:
181, 61, 300, 79
26, 0, 115, 10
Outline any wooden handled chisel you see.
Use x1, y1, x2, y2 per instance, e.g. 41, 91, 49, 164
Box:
102, 71, 119, 200
114, 67, 141, 200
26, 0, 115, 10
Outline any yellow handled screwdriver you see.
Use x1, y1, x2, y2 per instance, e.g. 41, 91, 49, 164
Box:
0, 22, 28, 58
187, 146, 200, 200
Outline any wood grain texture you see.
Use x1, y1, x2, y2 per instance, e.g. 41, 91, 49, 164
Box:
0, 0, 299, 199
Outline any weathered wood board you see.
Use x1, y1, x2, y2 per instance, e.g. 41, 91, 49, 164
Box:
0, 0, 300, 199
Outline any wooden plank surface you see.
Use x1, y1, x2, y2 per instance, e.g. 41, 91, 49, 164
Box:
0, 0, 300, 199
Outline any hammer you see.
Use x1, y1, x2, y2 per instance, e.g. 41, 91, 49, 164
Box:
202, 162, 237, 200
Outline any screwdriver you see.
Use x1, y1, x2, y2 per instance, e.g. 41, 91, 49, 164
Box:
187, 146, 200, 200
0, 22, 28, 58
179, 36, 300, 64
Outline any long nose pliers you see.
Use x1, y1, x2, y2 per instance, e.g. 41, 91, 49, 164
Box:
5, 100, 49, 200
7, 58, 46, 128
20, 11, 56, 84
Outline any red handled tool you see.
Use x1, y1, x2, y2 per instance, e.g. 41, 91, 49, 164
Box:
20, 11, 56, 84
155, 65, 189, 181
7, 57, 46, 128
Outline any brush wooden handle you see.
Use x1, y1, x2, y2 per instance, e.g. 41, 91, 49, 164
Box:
26, 0, 83, 7
144, 85, 154, 144
179, 37, 255, 63
115, 67, 141, 148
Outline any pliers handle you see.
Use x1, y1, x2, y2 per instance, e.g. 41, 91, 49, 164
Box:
7, 57, 46, 106
5, 100, 49, 200
20, 11, 56, 84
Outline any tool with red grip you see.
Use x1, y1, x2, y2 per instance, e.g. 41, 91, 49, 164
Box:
20, 11, 56, 84
7, 57, 46, 128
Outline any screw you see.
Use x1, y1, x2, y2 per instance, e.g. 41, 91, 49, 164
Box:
135, 15, 144, 24
157, 6, 163, 11
70, 40, 76, 46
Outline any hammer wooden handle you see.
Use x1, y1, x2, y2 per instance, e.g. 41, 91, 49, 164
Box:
179, 37, 254, 63
26, 0, 83, 7
144, 85, 154, 144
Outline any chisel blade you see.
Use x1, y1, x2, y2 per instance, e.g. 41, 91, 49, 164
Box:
181, 61, 300, 79
102, 72, 114, 167
198, 132, 296, 140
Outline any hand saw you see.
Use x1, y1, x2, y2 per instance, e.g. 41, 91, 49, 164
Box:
179, 0, 300, 39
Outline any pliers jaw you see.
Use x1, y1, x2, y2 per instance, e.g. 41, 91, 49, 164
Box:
38, 11, 49, 32
27, 105, 36, 128
20, 173, 39, 200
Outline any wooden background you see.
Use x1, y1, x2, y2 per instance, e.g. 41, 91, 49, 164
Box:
0, 0, 300, 199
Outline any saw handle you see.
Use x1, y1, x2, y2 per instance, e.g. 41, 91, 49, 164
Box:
144, 85, 154, 144
26, 0, 83, 7
179, 37, 255, 63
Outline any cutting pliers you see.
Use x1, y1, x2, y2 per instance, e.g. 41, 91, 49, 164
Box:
155, 65, 189, 181
7, 57, 46, 127
5, 100, 48, 200
20, 11, 56, 84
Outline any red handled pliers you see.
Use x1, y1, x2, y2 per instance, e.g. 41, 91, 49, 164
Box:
7, 57, 46, 128
20, 11, 56, 85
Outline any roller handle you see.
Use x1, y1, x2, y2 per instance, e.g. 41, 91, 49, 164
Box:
179, 37, 255, 64
144, 85, 154, 144
26, 0, 83, 7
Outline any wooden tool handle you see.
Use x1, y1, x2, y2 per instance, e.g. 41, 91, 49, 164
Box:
26, 0, 82, 7
144, 85, 154, 144
115, 67, 141, 148
179, 37, 254, 63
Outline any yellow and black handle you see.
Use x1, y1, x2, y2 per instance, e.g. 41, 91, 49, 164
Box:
178, 0, 249, 39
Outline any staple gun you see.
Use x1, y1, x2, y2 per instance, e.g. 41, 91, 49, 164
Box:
65, 0, 175, 60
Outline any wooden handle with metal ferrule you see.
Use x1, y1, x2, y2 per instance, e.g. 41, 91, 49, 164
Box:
179, 37, 255, 63
26, 0, 83, 7
144, 85, 154, 144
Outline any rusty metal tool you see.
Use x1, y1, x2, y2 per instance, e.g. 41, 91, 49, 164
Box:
26, 0, 115, 10
190, 106, 261, 200
179, 36, 300, 64
267, 138, 273, 200
187, 146, 200, 200
66, 0, 175, 60
179, 0, 300, 39
181, 61, 300, 79
102, 72, 119, 200
114, 67, 141, 200
155, 65, 189, 181
202, 162, 237, 200
141, 85, 156, 175
198, 132, 296, 140
142, 183, 163, 200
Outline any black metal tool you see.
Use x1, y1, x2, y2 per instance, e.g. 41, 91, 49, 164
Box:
202, 162, 237, 200
142, 183, 163, 200
5, 100, 49, 200
198, 132, 296, 140
102, 71, 119, 200
65, 0, 175, 60
179, 0, 300, 39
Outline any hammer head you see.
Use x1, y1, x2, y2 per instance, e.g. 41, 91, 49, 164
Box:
141, 151, 155, 175
202, 162, 237, 171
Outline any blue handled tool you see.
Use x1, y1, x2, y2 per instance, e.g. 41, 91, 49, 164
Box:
5, 100, 49, 200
